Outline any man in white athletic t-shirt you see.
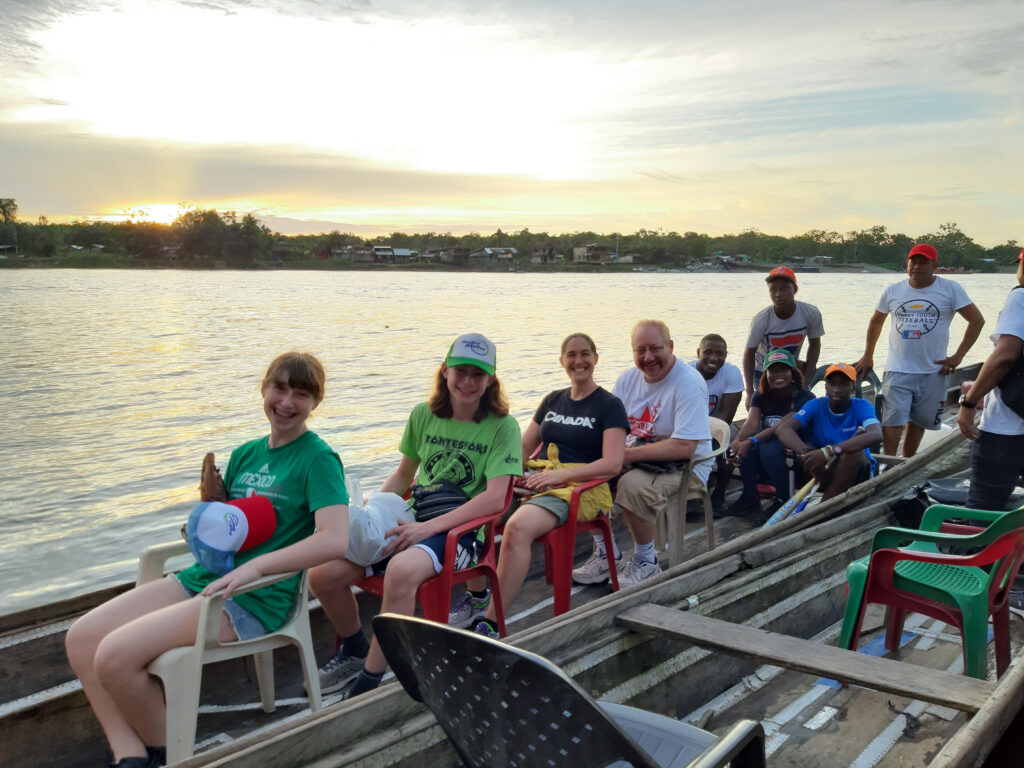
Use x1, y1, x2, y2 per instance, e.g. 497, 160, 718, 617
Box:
743, 266, 824, 409
571, 320, 710, 589
854, 243, 984, 458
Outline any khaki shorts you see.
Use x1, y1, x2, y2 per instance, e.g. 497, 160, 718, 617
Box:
614, 467, 700, 523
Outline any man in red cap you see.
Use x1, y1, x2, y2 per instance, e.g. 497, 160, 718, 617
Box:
854, 243, 984, 457
742, 266, 824, 408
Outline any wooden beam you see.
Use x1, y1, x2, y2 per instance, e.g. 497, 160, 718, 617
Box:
616, 604, 995, 714
927, 655, 1024, 768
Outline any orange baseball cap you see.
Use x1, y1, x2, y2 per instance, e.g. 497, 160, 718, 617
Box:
825, 363, 857, 382
765, 266, 797, 286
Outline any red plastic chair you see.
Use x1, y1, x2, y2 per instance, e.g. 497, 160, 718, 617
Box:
839, 505, 1024, 679
535, 477, 619, 616
354, 480, 514, 636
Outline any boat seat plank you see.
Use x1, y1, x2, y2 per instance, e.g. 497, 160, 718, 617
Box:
616, 604, 995, 713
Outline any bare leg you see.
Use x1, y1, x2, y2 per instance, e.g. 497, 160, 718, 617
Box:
484, 504, 558, 622
364, 548, 436, 674
902, 423, 925, 458
66, 577, 235, 762
882, 425, 903, 455
309, 558, 365, 639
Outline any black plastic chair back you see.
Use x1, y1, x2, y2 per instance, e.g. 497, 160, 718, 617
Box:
374, 613, 661, 768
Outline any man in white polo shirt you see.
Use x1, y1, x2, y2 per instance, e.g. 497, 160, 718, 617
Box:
572, 320, 711, 587
855, 243, 984, 457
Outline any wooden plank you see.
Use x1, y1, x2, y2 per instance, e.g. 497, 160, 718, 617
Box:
927, 655, 1024, 768
616, 603, 996, 714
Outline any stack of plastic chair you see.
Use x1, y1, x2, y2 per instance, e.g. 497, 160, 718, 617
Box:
839, 505, 1024, 679
354, 480, 514, 636
137, 540, 321, 763
374, 612, 766, 768
657, 417, 730, 565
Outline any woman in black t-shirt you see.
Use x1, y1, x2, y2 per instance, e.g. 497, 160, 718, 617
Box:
451, 333, 628, 635
727, 348, 814, 515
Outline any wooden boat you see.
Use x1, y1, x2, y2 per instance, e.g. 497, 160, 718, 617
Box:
3, 366, 1003, 768
175, 426, 1023, 768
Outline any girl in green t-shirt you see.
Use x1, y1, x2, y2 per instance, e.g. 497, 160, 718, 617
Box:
65, 353, 349, 768
310, 333, 521, 701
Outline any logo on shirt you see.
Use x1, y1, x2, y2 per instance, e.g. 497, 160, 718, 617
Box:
543, 411, 595, 428
893, 300, 940, 339
424, 450, 476, 486
235, 469, 278, 491
627, 401, 662, 445
768, 333, 806, 349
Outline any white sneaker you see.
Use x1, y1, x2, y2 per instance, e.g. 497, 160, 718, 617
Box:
618, 556, 661, 587
571, 549, 623, 585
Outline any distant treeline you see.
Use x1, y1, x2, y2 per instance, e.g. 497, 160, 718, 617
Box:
0, 199, 1019, 271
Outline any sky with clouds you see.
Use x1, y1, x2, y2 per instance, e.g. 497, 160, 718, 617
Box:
1, 0, 1022, 243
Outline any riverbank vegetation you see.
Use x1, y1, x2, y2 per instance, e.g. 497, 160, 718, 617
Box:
0, 198, 1018, 271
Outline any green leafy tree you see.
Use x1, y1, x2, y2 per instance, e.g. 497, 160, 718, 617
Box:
0, 197, 16, 224
173, 207, 229, 263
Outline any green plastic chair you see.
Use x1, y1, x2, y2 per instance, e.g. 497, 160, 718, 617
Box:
839, 504, 1024, 679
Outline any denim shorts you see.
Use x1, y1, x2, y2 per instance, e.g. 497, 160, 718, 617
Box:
369, 529, 482, 576
177, 577, 267, 640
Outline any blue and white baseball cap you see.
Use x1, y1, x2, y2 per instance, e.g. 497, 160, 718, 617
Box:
186, 495, 276, 575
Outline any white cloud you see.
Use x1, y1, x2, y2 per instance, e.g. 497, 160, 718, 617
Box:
1, 0, 1022, 242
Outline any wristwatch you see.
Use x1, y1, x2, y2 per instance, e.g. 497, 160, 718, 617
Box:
958, 393, 977, 409
832, 444, 843, 454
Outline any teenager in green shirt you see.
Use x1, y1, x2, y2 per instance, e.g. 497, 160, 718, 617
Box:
66, 353, 349, 768
311, 333, 521, 700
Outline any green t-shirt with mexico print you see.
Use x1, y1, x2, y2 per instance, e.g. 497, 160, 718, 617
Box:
177, 430, 348, 632
399, 403, 522, 496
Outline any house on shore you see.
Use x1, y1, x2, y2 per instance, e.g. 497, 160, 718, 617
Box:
530, 242, 560, 264
572, 243, 612, 264
469, 246, 518, 263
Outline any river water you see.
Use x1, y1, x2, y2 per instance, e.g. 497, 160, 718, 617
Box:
0, 268, 1015, 614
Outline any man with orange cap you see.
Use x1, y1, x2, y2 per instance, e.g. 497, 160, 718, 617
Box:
774, 363, 882, 501
742, 266, 824, 409
854, 243, 984, 458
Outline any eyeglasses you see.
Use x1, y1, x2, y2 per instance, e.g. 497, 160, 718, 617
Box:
633, 345, 666, 356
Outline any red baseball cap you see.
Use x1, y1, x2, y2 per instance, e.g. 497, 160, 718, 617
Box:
766, 266, 797, 286
825, 363, 857, 382
907, 243, 938, 261
1018, 248, 1023, 262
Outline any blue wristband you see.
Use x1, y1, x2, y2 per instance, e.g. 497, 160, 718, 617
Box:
749, 437, 759, 446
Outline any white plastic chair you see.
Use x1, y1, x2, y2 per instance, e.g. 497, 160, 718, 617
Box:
656, 417, 731, 566
137, 541, 322, 763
